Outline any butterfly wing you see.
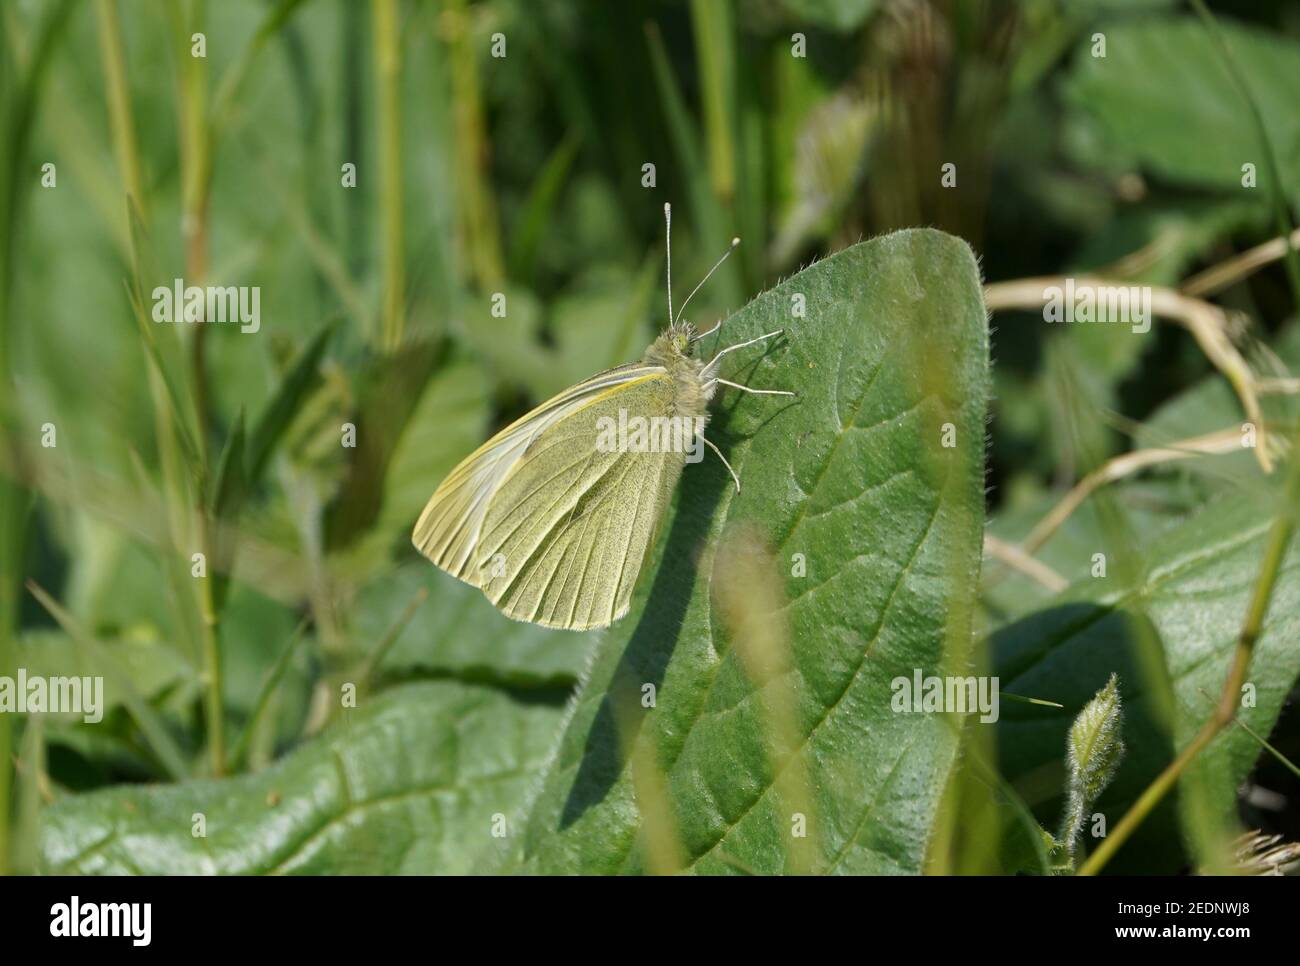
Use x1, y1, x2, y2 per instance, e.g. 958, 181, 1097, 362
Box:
412, 364, 686, 630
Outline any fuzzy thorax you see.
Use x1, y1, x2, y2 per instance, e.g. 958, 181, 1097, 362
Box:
644, 323, 714, 417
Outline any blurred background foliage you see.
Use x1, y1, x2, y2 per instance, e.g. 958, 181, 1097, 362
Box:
1, 0, 1299, 874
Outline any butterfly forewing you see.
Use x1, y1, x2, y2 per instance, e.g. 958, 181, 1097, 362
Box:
477, 372, 683, 629
412, 364, 686, 629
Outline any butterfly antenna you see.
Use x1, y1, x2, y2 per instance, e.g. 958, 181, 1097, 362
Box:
676, 236, 740, 328
664, 203, 674, 328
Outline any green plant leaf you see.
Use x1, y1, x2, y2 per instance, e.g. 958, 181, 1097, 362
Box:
993, 493, 1300, 873
1065, 16, 1300, 205
511, 229, 989, 874
508, 134, 580, 283
351, 564, 589, 689
37, 681, 566, 874
122, 212, 202, 476
26, 583, 190, 782
245, 324, 333, 486
771, 91, 875, 266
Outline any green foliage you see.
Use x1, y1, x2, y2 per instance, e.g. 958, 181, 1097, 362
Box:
1066, 16, 1300, 205
994, 496, 1300, 873
3, 0, 1299, 877
37, 682, 566, 874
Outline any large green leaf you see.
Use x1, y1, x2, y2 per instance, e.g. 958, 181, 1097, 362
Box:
510, 229, 989, 874
993, 493, 1300, 873
1065, 17, 1300, 204
37, 681, 566, 874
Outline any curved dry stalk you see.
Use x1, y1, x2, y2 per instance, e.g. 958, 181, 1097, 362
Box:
1183, 226, 1300, 298
983, 534, 1067, 592
1258, 377, 1300, 395
1020, 426, 1244, 555
1095, 230, 1182, 282
984, 277, 1272, 472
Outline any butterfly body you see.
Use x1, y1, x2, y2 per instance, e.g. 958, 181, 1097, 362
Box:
413, 206, 790, 631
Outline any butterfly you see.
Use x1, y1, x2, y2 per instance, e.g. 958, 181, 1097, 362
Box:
412, 204, 792, 630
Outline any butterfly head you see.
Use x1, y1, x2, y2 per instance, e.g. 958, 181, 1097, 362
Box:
668, 322, 697, 355
645, 322, 705, 370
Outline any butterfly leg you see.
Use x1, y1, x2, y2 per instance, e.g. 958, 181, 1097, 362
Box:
702, 436, 742, 493
707, 377, 796, 397
703, 329, 784, 376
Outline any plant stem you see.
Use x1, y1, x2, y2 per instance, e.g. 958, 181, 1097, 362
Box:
341, 0, 367, 278
170, 1, 212, 431
168, 0, 223, 776
445, 0, 503, 290
197, 515, 224, 776
985, 277, 1271, 472
1059, 794, 1086, 869
372, 0, 405, 350
0, 0, 76, 878
94, 0, 147, 222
